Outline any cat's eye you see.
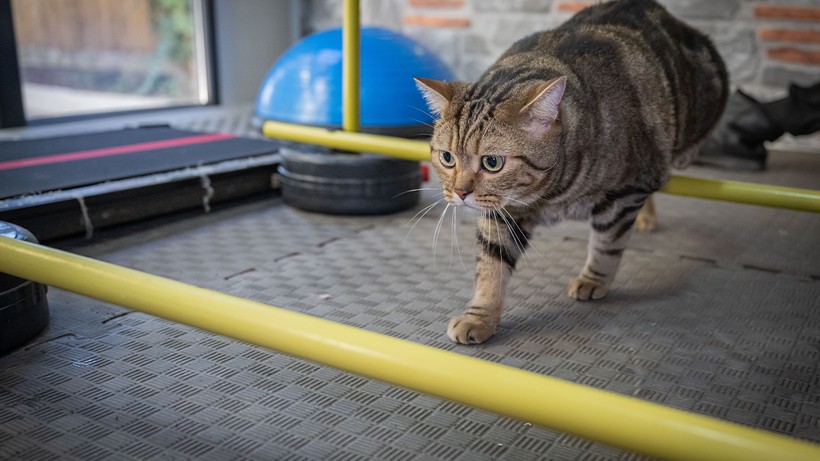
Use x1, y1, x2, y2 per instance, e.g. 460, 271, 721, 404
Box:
481, 155, 504, 172
439, 151, 456, 168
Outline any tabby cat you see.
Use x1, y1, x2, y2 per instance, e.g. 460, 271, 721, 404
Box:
415, 0, 728, 344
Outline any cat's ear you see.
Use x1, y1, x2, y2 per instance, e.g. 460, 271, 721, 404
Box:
519, 76, 566, 137
414, 77, 456, 116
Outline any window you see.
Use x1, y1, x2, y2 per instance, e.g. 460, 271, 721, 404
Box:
10, 0, 211, 120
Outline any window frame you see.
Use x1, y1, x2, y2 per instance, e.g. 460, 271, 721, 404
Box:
0, 0, 24, 128
0, 0, 219, 127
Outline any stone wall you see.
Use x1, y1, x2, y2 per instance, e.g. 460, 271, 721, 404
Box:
304, 0, 819, 100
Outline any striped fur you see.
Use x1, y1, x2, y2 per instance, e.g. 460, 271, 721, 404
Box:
416, 0, 728, 344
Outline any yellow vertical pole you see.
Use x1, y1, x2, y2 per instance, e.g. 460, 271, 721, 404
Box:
343, 0, 361, 132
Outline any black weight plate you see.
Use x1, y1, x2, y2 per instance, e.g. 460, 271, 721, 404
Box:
276, 149, 422, 215
0, 221, 50, 355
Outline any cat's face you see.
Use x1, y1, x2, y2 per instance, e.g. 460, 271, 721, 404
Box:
416, 77, 566, 212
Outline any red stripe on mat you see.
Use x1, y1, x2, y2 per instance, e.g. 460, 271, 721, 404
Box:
0, 132, 236, 171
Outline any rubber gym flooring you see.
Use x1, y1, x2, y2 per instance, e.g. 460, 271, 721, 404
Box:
0, 108, 819, 460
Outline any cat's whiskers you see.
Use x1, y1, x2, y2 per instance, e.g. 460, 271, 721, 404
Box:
404, 198, 443, 243
410, 105, 433, 118
394, 187, 442, 199
406, 197, 443, 226
409, 107, 436, 130
488, 209, 505, 286
502, 195, 533, 209
408, 117, 435, 131
492, 204, 532, 269
448, 205, 456, 268
499, 205, 551, 266
450, 205, 467, 272
432, 203, 451, 270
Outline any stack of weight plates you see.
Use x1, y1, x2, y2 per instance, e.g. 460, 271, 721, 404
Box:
276, 148, 422, 215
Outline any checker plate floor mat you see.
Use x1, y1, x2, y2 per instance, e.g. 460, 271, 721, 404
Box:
1, 152, 819, 460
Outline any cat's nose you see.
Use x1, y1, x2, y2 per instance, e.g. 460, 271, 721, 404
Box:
454, 189, 470, 200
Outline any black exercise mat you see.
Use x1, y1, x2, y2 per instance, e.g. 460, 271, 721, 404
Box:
0, 126, 277, 199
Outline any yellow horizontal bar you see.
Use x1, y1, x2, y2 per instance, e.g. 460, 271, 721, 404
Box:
663, 175, 820, 213
263, 121, 820, 213
1, 237, 819, 461
264, 120, 430, 162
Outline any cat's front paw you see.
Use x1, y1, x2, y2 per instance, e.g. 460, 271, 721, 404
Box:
447, 315, 497, 344
568, 276, 610, 301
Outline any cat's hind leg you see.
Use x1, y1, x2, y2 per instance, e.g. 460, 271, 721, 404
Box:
569, 191, 648, 300
634, 195, 658, 232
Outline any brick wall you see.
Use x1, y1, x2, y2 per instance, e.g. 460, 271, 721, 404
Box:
304, 0, 820, 101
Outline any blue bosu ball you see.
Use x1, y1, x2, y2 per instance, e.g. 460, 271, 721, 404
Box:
255, 27, 456, 132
